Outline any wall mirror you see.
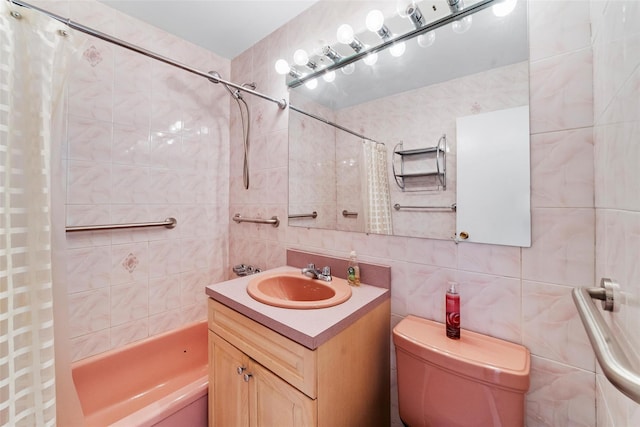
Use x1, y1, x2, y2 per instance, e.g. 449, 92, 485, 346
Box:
287, 0, 530, 246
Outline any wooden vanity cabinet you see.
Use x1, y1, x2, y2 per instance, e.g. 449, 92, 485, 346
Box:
207, 298, 390, 427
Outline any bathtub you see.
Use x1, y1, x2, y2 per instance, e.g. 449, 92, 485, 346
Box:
72, 321, 208, 427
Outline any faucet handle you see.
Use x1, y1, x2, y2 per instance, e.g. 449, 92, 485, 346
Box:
306, 263, 316, 270
322, 266, 331, 276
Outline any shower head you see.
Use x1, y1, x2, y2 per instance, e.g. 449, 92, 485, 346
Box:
208, 70, 238, 99
208, 71, 256, 100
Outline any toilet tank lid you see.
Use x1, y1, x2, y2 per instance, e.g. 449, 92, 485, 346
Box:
393, 315, 530, 392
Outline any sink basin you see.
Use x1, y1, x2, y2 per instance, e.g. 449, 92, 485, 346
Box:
247, 272, 352, 309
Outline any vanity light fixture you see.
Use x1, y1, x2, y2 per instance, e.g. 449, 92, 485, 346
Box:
293, 49, 317, 70
447, 0, 463, 13
281, 0, 497, 88
366, 10, 391, 40
275, 59, 304, 79
336, 24, 364, 53
406, 4, 425, 29
322, 45, 343, 63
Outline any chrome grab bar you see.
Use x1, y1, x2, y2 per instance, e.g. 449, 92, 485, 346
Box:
66, 217, 177, 232
342, 210, 358, 217
288, 211, 317, 219
393, 203, 457, 211
232, 214, 280, 227
572, 278, 640, 404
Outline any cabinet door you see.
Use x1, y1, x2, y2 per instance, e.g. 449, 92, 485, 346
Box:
210, 332, 249, 427
249, 360, 317, 427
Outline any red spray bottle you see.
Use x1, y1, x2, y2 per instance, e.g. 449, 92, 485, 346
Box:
446, 282, 460, 339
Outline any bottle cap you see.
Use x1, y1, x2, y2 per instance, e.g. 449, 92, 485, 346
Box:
448, 281, 458, 293
350, 250, 356, 257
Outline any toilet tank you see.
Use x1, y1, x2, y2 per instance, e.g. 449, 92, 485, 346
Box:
393, 315, 530, 427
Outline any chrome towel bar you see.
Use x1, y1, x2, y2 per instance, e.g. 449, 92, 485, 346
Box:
232, 214, 280, 227
66, 218, 177, 232
572, 278, 640, 404
288, 211, 318, 219
342, 210, 358, 218
393, 203, 457, 211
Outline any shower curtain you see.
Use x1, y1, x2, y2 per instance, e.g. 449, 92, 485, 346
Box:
1, 2, 75, 425
362, 140, 393, 235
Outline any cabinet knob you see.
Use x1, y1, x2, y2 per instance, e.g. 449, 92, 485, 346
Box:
243, 373, 253, 382
459, 231, 469, 240
236, 366, 246, 375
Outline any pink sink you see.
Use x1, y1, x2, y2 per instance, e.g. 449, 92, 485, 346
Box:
247, 272, 352, 309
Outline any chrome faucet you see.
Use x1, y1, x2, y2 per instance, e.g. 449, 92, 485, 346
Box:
301, 263, 332, 282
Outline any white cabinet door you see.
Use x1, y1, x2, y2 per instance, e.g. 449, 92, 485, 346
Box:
456, 106, 531, 247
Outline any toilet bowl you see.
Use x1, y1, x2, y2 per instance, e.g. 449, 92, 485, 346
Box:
393, 315, 530, 427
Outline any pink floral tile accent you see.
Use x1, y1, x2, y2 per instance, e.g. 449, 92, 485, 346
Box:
82, 45, 103, 67
121, 252, 139, 273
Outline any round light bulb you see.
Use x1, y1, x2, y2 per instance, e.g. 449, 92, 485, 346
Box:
492, 0, 517, 17
396, 0, 415, 17
452, 15, 472, 34
363, 52, 378, 66
366, 10, 385, 32
336, 24, 355, 44
417, 31, 436, 48
323, 71, 336, 82
305, 78, 318, 90
389, 41, 406, 57
293, 49, 309, 66
274, 59, 290, 75
341, 63, 355, 75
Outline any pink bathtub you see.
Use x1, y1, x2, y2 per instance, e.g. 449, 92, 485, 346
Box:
72, 321, 208, 427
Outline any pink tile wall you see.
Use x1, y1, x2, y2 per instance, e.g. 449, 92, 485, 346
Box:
591, 0, 640, 425
55, 0, 230, 361
230, 1, 597, 425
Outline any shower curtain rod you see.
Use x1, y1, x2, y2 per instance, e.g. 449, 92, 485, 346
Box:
289, 105, 386, 146
8, 0, 287, 110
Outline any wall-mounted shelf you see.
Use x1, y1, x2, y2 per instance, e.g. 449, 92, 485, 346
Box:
392, 135, 446, 191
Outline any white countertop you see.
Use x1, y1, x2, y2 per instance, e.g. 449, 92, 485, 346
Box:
205, 266, 390, 349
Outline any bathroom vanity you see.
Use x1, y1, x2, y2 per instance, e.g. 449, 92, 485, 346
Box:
205, 265, 390, 427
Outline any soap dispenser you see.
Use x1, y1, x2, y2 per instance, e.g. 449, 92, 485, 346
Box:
347, 251, 360, 286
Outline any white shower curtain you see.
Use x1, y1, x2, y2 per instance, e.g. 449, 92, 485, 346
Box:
362, 140, 393, 235
1, 3, 74, 425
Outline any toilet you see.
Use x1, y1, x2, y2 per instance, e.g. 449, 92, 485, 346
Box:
393, 315, 530, 427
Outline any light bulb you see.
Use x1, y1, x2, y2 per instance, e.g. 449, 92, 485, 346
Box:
336, 24, 355, 44
389, 41, 406, 57
396, 0, 415, 17
452, 15, 472, 34
323, 71, 336, 82
293, 49, 309, 66
274, 59, 290, 75
417, 31, 436, 48
341, 63, 355, 75
492, 0, 517, 17
305, 78, 318, 90
363, 52, 378, 66
366, 10, 385, 32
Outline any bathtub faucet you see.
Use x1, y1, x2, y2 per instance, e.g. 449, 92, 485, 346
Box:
301, 264, 332, 282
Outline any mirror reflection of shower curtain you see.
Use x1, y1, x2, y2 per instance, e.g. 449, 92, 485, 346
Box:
1, 2, 76, 424
362, 140, 392, 235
